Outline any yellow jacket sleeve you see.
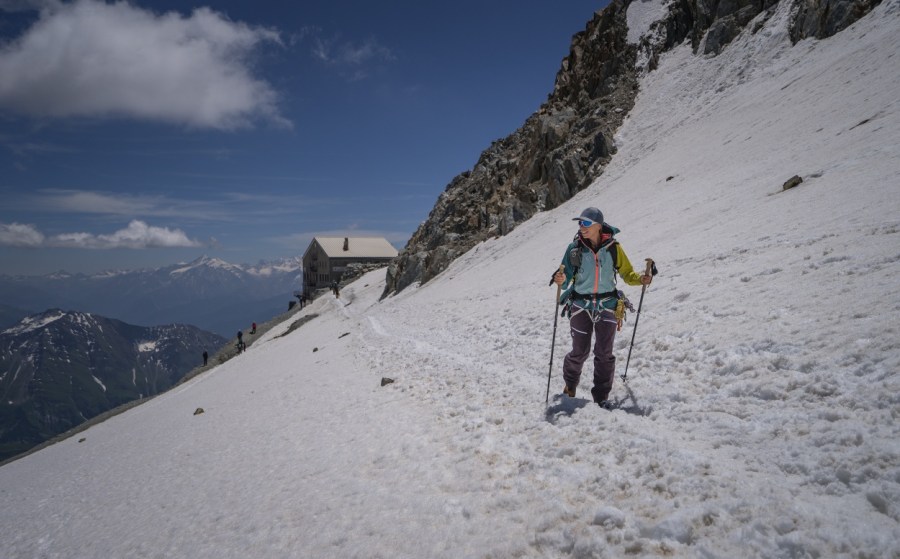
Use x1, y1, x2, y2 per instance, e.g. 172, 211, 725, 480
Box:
615, 244, 645, 286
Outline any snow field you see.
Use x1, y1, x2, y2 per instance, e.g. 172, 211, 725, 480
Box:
341, 1, 900, 555
1, 0, 899, 557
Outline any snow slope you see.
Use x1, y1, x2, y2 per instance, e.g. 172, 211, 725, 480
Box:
1, 1, 899, 557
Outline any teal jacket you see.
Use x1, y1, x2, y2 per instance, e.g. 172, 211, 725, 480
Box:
559, 226, 644, 312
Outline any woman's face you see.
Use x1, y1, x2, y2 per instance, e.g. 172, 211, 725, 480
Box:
578, 220, 601, 241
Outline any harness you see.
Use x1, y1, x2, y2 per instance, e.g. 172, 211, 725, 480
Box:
569, 289, 619, 302
562, 231, 633, 328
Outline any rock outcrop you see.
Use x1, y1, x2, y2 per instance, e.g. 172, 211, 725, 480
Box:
790, 0, 883, 42
384, 1, 638, 295
383, 0, 882, 296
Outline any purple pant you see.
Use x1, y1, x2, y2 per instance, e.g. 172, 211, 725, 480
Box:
562, 309, 618, 402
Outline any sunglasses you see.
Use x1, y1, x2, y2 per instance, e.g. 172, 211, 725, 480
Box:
577, 219, 597, 228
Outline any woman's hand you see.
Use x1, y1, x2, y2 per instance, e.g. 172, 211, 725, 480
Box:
640, 274, 652, 286
554, 271, 565, 286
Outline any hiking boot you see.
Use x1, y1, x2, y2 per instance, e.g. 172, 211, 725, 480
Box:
562, 384, 576, 398
598, 400, 615, 410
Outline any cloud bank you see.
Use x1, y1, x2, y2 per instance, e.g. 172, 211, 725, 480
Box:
0, 220, 203, 249
0, 0, 289, 129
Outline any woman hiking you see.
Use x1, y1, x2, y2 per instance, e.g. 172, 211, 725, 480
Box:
553, 207, 652, 409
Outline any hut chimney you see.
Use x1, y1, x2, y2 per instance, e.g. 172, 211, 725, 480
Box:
343, 237, 349, 251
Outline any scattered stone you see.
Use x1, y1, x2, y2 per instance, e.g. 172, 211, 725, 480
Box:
193, 408, 204, 416
313, 347, 319, 352
381, 377, 395, 387
339, 332, 350, 339
666, 176, 675, 181
783, 175, 803, 190
78, 438, 86, 443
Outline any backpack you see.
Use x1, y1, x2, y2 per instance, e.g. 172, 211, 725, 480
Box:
568, 226, 619, 274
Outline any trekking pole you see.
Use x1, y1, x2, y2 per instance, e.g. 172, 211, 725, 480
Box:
546, 265, 565, 403
622, 258, 658, 382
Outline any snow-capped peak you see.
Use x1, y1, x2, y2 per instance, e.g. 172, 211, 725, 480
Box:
2, 309, 66, 335
170, 255, 241, 276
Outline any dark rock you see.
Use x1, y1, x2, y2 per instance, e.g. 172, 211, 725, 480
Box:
704, 5, 765, 54
380, 377, 395, 387
339, 262, 391, 286
783, 175, 804, 190
193, 408, 204, 416
791, 0, 883, 43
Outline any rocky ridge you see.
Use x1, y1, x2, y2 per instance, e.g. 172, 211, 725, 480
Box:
383, 0, 881, 296
384, 1, 637, 295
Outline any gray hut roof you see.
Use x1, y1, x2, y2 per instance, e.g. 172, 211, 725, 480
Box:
309, 237, 398, 259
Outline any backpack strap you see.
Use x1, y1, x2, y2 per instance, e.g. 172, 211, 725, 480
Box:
606, 240, 618, 270
569, 233, 619, 282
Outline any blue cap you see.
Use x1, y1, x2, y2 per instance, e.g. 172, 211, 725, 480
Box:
573, 207, 603, 225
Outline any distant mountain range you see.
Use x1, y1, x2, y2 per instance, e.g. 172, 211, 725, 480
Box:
0, 256, 303, 337
0, 309, 226, 462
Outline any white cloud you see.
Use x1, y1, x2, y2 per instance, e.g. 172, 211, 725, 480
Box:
11, 188, 231, 221
0, 219, 203, 249
306, 31, 396, 81
313, 37, 395, 66
0, 0, 290, 129
52, 220, 203, 248
40, 189, 163, 215
0, 222, 45, 247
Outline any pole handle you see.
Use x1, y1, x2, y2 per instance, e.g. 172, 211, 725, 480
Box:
555, 264, 565, 298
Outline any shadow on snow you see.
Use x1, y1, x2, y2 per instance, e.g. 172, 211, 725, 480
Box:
544, 381, 652, 424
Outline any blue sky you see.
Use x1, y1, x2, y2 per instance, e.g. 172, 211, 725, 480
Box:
0, 0, 605, 275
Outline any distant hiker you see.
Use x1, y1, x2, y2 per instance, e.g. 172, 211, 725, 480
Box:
237, 330, 245, 353
203, 350, 208, 366
251, 322, 257, 335
552, 207, 652, 409
330, 280, 340, 298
